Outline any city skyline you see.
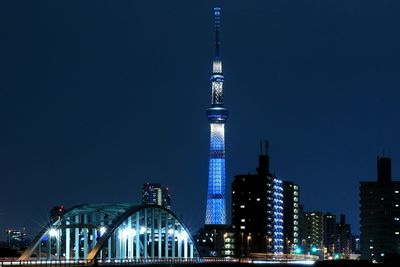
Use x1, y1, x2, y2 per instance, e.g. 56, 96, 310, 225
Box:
1, 0, 400, 241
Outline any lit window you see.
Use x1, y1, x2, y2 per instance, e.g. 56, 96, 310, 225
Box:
395, 232, 399, 235
240, 226, 245, 229
241, 219, 245, 222
395, 191, 399, 194
233, 191, 235, 194
395, 218, 399, 221
256, 198, 260, 201
370, 246, 373, 249
396, 204, 399, 207
240, 205, 245, 208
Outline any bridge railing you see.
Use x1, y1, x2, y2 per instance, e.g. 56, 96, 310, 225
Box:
0, 259, 90, 267
1, 255, 316, 266
0, 258, 203, 267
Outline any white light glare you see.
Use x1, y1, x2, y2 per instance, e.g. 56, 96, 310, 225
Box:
140, 226, 146, 235
168, 229, 174, 235
99, 226, 107, 235
48, 228, 58, 237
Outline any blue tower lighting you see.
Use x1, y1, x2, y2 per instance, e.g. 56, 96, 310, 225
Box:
205, 7, 229, 225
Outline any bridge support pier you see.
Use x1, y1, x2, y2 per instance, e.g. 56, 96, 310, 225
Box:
66, 220, 70, 260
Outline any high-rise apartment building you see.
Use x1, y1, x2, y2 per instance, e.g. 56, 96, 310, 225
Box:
232, 146, 283, 256
336, 214, 351, 257
360, 156, 400, 262
323, 212, 337, 256
282, 181, 300, 253
303, 211, 324, 254
142, 183, 171, 210
352, 235, 360, 254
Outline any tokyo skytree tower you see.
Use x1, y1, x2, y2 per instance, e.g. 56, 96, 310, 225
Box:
205, 7, 229, 225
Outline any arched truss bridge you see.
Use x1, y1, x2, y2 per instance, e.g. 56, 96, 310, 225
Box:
19, 204, 199, 261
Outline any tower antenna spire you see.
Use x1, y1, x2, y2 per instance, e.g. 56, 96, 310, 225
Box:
214, 7, 221, 58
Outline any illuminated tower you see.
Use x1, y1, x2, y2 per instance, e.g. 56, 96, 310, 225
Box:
205, 7, 229, 225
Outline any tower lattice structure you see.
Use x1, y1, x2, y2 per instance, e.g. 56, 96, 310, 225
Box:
205, 7, 229, 225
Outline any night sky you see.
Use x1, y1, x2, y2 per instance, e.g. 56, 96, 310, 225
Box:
1, 0, 400, 240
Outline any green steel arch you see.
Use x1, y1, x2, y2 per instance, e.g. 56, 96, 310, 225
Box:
19, 204, 199, 261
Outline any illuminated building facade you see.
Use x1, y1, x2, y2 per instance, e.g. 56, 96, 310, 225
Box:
282, 181, 300, 253
205, 7, 229, 225
360, 156, 400, 262
142, 182, 171, 210
303, 211, 324, 255
273, 179, 284, 253
231, 145, 283, 256
193, 225, 235, 257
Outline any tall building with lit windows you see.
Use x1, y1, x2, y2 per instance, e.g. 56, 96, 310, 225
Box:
303, 211, 324, 254
231, 145, 283, 256
282, 181, 300, 253
323, 212, 337, 256
205, 7, 229, 225
360, 156, 400, 262
142, 182, 171, 210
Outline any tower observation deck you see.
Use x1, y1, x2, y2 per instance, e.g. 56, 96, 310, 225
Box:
205, 7, 229, 225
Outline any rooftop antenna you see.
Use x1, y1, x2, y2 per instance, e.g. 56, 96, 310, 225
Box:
260, 140, 263, 155
214, 7, 221, 58
265, 141, 269, 155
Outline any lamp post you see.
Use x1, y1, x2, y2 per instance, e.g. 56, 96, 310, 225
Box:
268, 237, 272, 253
247, 236, 251, 257
286, 239, 291, 254
240, 232, 244, 257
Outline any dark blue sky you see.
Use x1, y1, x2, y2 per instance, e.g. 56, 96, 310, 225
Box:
1, 0, 400, 239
